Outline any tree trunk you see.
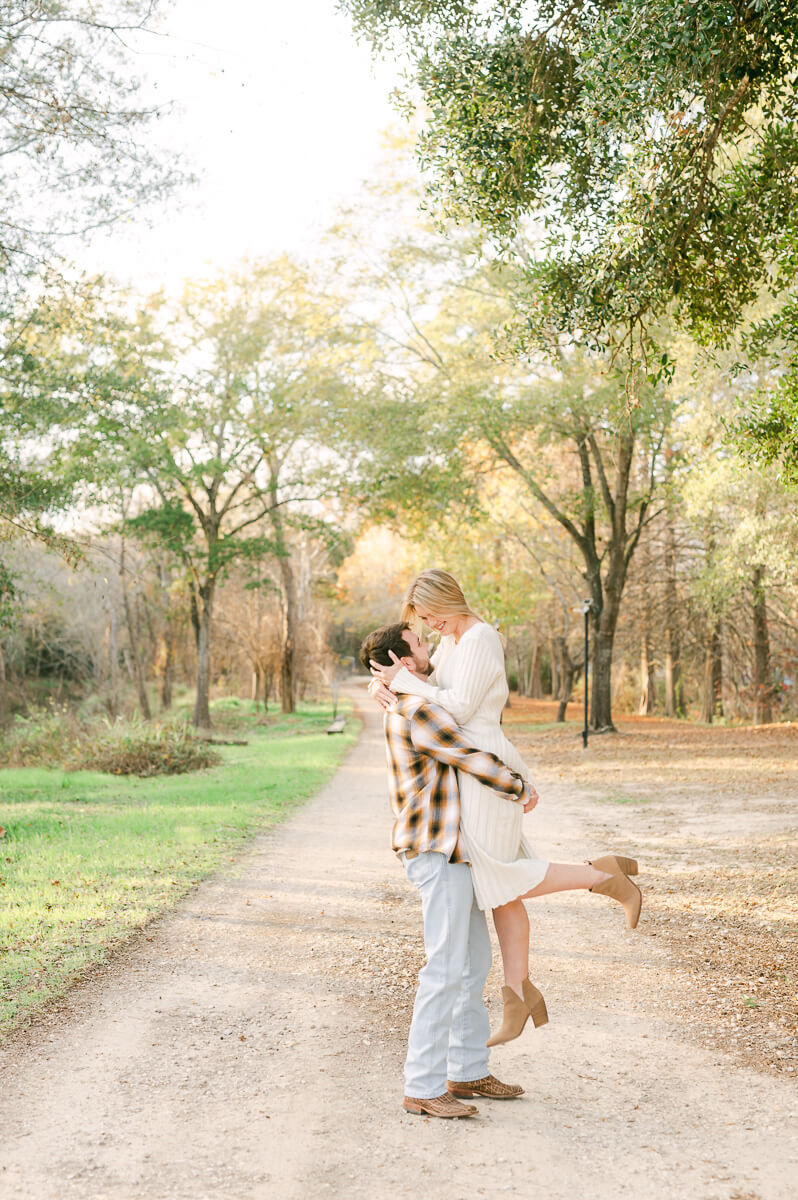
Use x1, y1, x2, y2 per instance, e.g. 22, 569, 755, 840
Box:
158, 561, 174, 712
514, 652, 527, 696
0, 641, 8, 728
192, 580, 215, 730
555, 636, 577, 722
160, 629, 174, 712
275, 557, 297, 713
119, 539, 152, 720
752, 565, 773, 725
592, 623, 615, 730
663, 631, 680, 718
663, 514, 682, 717
529, 643, 543, 698
638, 629, 655, 715
251, 664, 261, 708
106, 612, 120, 719
589, 563, 621, 732
636, 535, 656, 715
701, 619, 723, 723
549, 638, 560, 701
265, 463, 298, 714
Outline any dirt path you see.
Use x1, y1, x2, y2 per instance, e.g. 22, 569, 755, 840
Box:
1, 684, 796, 1200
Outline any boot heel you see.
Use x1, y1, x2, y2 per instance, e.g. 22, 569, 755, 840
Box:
530, 996, 548, 1028
521, 979, 549, 1028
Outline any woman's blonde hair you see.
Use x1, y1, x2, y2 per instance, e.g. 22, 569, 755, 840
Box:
401, 569, 478, 631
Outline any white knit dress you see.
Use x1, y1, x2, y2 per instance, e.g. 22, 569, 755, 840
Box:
391, 622, 549, 911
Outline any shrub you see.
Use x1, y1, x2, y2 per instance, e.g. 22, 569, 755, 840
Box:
0, 704, 86, 767
78, 721, 221, 777
0, 708, 221, 776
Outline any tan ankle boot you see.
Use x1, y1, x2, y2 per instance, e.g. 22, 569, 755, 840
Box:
486, 978, 548, 1047
486, 987, 529, 1047
589, 853, 638, 877
521, 978, 549, 1029
591, 856, 642, 929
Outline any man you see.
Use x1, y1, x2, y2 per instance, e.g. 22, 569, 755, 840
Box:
359, 622, 537, 1119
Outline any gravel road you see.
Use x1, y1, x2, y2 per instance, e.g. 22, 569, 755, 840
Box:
1, 682, 796, 1200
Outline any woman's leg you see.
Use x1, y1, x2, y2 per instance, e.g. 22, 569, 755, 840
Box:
521, 860, 642, 929
520, 862, 610, 900
491, 898, 530, 999
491, 867, 610, 996
491, 865, 611, 997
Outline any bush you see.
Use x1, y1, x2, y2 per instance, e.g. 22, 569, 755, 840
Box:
0, 704, 85, 767
0, 708, 221, 776
78, 721, 221, 777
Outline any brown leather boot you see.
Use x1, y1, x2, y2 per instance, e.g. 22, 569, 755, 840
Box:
590, 855, 642, 928
447, 1074, 525, 1099
403, 1093, 478, 1118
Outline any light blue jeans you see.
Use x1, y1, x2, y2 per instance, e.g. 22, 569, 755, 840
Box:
402, 851, 492, 1098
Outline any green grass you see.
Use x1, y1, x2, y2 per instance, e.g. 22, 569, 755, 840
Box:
0, 700, 359, 1034
597, 791, 652, 805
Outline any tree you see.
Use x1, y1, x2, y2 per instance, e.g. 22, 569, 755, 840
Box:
677, 356, 798, 724
0, 1, 180, 299
338, 226, 671, 730
733, 301, 798, 488
69, 262, 349, 726
477, 368, 670, 730
0, 1, 182, 673
342, 1, 798, 377
0, 0, 182, 528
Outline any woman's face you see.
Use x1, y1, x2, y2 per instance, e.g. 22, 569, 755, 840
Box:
415, 606, 456, 637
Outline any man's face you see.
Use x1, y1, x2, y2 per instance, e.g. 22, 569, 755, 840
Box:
401, 629, 430, 674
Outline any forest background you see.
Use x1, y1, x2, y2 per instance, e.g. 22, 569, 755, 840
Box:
2, 0, 798, 758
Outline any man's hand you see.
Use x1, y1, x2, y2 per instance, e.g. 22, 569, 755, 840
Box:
367, 679, 397, 711
521, 782, 539, 813
369, 649, 405, 686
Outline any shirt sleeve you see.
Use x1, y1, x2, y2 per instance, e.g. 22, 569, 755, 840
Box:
410, 703, 526, 803
390, 626, 502, 726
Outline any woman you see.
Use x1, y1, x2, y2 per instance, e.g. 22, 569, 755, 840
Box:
369, 568, 641, 1047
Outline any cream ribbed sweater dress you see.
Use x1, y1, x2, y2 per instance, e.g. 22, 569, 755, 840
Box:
391, 622, 549, 911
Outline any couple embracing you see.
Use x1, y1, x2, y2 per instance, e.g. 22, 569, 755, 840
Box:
360, 569, 642, 1119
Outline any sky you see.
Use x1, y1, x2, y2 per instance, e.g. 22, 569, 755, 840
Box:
83, 0, 404, 290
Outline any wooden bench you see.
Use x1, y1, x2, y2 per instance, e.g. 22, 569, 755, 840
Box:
326, 715, 346, 735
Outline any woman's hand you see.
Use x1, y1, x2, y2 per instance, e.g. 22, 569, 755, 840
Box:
521, 783, 539, 814
369, 649, 405, 686
367, 679, 396, 711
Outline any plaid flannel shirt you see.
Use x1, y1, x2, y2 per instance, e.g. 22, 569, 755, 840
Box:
383, 694, 530, 862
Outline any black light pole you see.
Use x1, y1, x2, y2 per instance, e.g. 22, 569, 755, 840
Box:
581, 599, 592, 749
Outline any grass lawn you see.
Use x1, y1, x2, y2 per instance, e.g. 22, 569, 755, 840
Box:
0, 700, 359, 1035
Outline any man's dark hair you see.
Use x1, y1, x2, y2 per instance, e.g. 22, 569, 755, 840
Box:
359, 622, 413, 671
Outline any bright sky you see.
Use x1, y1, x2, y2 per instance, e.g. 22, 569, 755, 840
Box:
84, 0, 403, 290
